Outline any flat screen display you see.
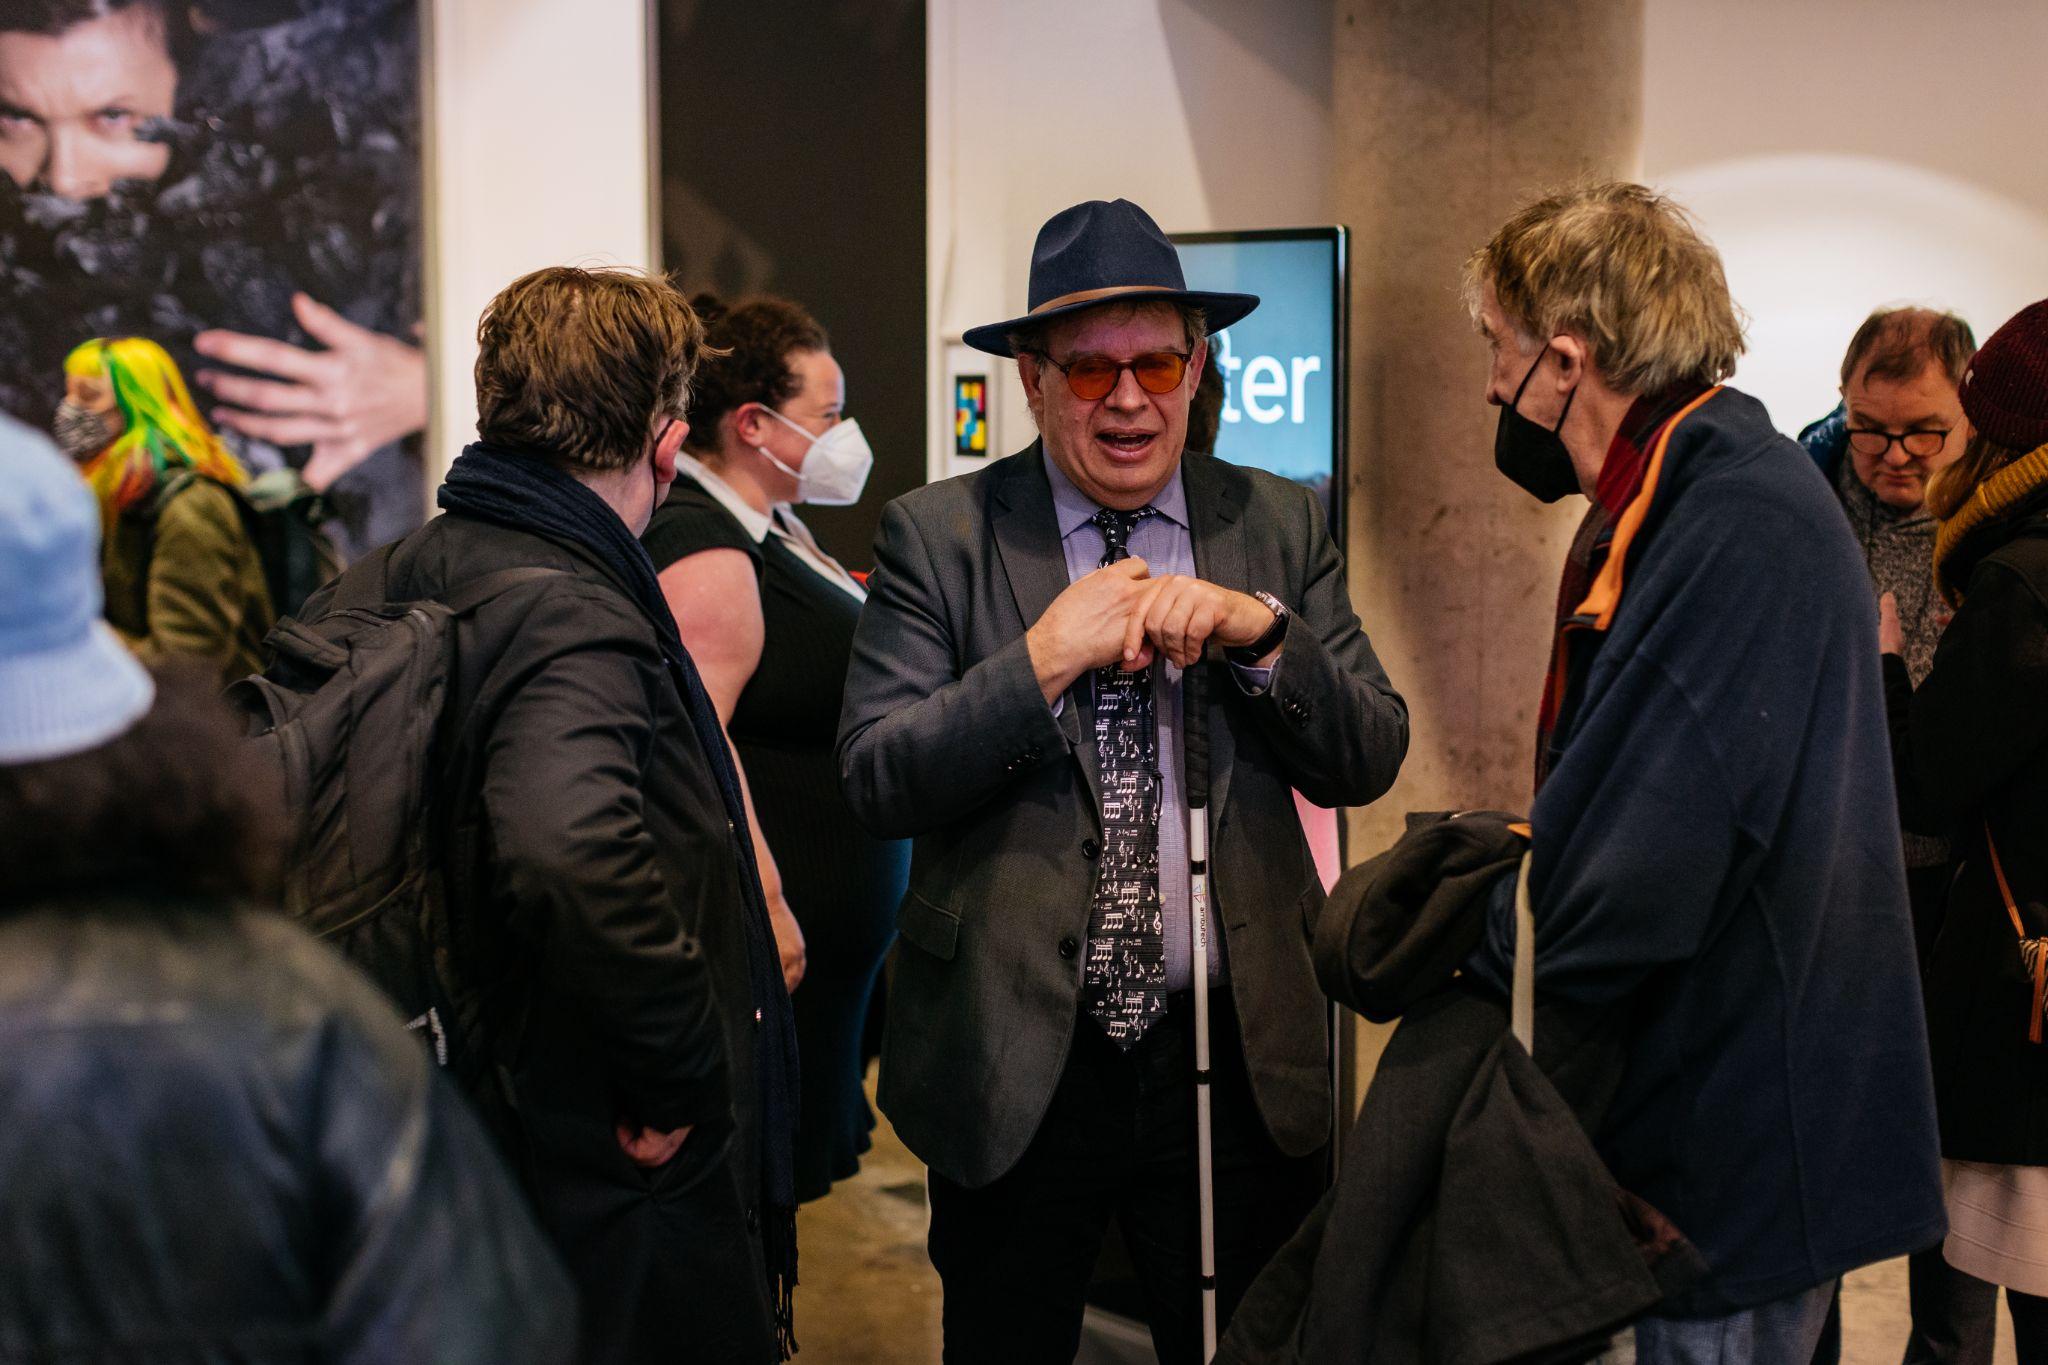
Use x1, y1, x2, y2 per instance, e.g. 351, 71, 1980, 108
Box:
1171, 228, 1347, 539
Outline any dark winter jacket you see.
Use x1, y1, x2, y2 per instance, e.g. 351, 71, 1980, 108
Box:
1891, 490, 2048, 1165
1220, 812, 1704, 1365
0, 896, 574, 1363
1471, 387, 1946, 1314
1798, 403, 1849, 482
304, 511, 781, 1362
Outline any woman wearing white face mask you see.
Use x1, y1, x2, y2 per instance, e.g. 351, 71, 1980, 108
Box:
645, 294, 905, 1205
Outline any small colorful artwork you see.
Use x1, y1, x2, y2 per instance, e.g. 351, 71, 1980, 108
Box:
954, 373, 988, 457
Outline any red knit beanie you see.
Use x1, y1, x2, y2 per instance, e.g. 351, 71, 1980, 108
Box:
1962, 299, 2048, 451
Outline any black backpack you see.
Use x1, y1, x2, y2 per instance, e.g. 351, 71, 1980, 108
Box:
227, 555, 566, 1110
154, 468, 345, 621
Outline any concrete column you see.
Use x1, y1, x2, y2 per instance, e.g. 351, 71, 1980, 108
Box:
1331, 0, 1643, 1093
1335, 0, 1645, 854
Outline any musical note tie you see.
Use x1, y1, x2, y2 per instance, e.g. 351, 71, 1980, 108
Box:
1082, 506, 1166, 1047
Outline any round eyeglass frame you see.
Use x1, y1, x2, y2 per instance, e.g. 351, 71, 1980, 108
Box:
1031, 349, 1192, 401
1846, 426, 1954, 460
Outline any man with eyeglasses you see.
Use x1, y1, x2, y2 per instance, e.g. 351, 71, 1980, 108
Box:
1800, 307, 1974, 966
837, 198, 1408, 1361
1802, 308, 1976, 686
1799, 309, 1988, 1365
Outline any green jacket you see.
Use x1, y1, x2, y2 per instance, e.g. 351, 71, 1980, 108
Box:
102, 476, 274, 685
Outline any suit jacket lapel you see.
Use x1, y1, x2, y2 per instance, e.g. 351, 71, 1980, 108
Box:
1185, 451, 1249, 831
992, 444, 1101, 806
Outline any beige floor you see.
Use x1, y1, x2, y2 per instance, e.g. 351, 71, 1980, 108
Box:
794, 1075, 942, 1364
797, 1075, 2015, 1364
1839, 1256, 2018, 1365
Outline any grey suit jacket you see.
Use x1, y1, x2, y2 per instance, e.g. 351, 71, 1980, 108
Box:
836, 444, 1408, 1187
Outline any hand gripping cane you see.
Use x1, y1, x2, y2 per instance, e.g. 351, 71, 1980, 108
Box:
1184, 656, 1219, 1360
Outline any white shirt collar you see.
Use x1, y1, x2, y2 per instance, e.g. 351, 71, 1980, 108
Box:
675, 450, 773, 543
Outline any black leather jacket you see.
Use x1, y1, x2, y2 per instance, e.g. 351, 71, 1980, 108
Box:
0, 896, 576, 1362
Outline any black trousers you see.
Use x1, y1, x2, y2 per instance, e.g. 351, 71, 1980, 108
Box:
1899, 1244, 1999, 1365
927, 991, 1325, 1364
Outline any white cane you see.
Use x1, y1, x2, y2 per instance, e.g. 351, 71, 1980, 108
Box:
1184, 660, 1219, 1360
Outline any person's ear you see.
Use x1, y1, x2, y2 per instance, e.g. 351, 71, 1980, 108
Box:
733, 401, 774, 448
1017, 353, 1053, 430
1016, 352, 1045, 407
1550, 333, 1587, 390
653, 417, 687, 481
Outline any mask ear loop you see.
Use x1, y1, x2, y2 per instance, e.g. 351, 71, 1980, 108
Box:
752, 403, 814, 484
1511, 344, 1578, 435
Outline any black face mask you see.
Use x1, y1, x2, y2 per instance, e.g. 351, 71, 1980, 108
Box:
1494, 350, 1580, 503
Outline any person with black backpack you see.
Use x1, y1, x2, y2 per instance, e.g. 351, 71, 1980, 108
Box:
256, 266, 801, 1364
52, 335, 343, 687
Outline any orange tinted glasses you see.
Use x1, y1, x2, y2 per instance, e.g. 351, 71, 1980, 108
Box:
1036, 350, 1190, 401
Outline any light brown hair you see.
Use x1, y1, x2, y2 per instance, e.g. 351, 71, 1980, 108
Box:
1927, 428, 2028, 522
1466, 181, 1746, 396
474, 266, 712, 471
1840, 306, 1976, 389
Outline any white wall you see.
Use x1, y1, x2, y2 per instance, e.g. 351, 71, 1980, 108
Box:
424, 0, 657, 481
1642, 0, 2048, 433
927, 0, 1336, 481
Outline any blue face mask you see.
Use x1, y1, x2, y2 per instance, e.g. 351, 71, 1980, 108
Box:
1494, 350, 1579, 503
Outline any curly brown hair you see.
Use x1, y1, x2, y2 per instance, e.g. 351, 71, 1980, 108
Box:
0, 666, 284, 910
682, 293, 830, 457
475, 266, 713, 472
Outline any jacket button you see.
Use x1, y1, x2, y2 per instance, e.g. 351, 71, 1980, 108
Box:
746, 1205, 759, 1233
1081, 838, 1100, 859
1058, 935, 1079, 959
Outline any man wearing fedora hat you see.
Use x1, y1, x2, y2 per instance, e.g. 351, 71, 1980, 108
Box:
838, 199, 1408, 1359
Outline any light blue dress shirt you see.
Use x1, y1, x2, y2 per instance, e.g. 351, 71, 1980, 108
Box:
1043, 452, 1273, 990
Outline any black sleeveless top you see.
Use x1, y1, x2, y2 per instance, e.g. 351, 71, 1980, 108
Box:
644, 473, 909, 1200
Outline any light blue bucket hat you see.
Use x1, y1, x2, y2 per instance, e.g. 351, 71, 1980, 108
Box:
0, 414, 154, 764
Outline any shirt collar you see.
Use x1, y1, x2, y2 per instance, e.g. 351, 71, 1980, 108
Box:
1041, 446, 1190, 539
676, 450, 774, 542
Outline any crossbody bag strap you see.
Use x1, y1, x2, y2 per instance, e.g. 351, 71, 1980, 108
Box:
1986, 821, 2047, 1045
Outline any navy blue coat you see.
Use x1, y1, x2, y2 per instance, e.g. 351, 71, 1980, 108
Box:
1474, 387, 1945, 1314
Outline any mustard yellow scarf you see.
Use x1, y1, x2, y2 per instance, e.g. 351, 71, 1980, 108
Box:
1934, 442, 2048, 605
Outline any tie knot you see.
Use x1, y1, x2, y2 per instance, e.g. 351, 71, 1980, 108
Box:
1093, 505, 1155, 564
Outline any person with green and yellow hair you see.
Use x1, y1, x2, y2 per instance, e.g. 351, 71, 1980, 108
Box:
52, 336, 275, 683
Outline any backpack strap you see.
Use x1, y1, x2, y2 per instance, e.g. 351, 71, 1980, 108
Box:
329, 551, 567, 616
332, 542, 402, 612
441, 566, 572, 614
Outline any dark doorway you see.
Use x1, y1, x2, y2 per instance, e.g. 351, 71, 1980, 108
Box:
655, 0, 927, 569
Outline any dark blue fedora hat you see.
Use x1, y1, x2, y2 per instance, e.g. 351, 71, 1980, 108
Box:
961, 198, 1259, 358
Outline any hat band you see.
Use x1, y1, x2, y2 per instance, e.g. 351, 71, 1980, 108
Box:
1029, 284, 1179, 316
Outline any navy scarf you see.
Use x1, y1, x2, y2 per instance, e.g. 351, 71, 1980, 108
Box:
439, 442, 801, 1353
